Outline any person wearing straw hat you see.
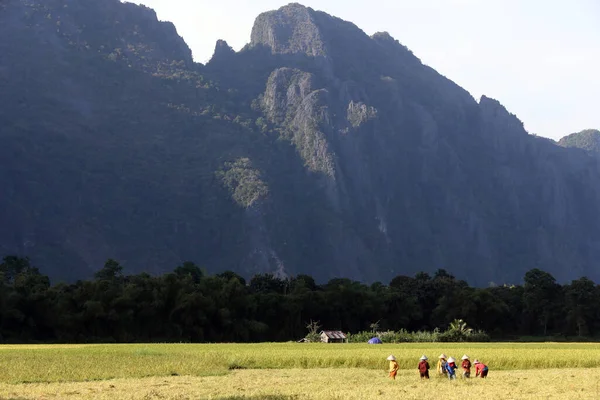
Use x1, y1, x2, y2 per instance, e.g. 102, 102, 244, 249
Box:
437, 354, 448, 376
445, 357, 458, 380
474, 359, 489, 378
387, 355, 399, 380
461, 355, 472, 378
418, 355, 430, 379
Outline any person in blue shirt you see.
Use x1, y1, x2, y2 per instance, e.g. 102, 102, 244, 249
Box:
445, 357, 458, 379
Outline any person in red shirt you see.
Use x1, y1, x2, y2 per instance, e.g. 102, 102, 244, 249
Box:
474, 359, 489, 378
461, 355, 472, 378
418, 355, 430, 379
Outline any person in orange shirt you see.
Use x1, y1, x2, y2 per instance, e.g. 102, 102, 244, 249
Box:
461, 355, 472, 378
387, 355, 399, 380
474, 359, 489, 378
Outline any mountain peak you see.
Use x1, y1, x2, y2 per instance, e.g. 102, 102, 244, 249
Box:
279, 3, 311, 12
559, 129, 600, 155
250, 3, 326, 56
5, 0, 193, 69
371, 31, 395, 42
371, 31, 420, 65
211, 39, 235, 61
479, 95, 526, 136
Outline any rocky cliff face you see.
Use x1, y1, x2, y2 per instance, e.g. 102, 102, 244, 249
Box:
251, 3, 327, 57
2, 1, 600, 285
233, 3, 600, 284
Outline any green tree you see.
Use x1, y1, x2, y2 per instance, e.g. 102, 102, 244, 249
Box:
0, 256, 33, 285
564, 277, 598, 337
448, 319, 472, 335
523, 269, 561, 336
94, 259, 124, 281
174, 261, 204, 284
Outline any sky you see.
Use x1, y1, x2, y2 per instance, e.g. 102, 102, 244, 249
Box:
132, 0, 600, 140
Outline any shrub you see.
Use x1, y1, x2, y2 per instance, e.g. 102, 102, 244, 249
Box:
347, 326, 488, 343
348, 331, 375, 343
304, 320, 321, 343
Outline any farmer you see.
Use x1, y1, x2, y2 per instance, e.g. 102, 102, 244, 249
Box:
387, 355, 399, 380
437, 354, 448, 376
461, 355, 471, 378
418, 355, 430, 379
474, 359, 489, 378
445, 357, 458, 380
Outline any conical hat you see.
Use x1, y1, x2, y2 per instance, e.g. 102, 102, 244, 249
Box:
420, 355, 428, 360
438, 354, 447, 359
387, 355, 396, 361
448, 357, 456, 363
473, 359, 480, 364
462, 355, 469, 360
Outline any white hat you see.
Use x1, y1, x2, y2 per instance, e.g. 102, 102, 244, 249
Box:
473, 359, 480, 364
387, 355, 396, 361
448, 357, 456, 363
420, 355, 428, 360
462, 355, 469, 360
438, 354, 447, 359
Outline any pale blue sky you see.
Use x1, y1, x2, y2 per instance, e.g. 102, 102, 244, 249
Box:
133, 0, 599, 139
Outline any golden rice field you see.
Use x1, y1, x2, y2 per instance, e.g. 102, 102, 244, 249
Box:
1, 343, 600, 399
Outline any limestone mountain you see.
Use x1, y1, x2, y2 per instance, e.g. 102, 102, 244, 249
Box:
559, 129, 600, 156
2, 0, 600, 285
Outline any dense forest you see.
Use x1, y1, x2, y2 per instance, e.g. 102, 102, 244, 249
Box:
1, 255, 597, 344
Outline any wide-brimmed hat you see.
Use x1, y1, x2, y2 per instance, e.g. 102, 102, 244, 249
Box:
387, 355, 396, 361
448, 357, 456, 363
420, 355, 428, 360
462, 355, 469, 360
438, 354, 447, 359
473, 359, 480, 364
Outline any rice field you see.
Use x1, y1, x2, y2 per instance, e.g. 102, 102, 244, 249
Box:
0, 343, 599, 399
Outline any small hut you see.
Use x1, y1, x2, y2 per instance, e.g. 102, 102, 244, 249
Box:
320, 330, 347, 343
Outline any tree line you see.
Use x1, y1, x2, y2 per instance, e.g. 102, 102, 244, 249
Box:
0, 255, 597, 343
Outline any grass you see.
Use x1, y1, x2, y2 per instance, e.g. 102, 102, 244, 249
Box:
3, 343, 600, 383
0, 344, 228, 383
0, 368, 598, 399
1, 343, 600, 398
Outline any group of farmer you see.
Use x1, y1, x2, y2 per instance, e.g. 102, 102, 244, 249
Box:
387, 354, 489, 380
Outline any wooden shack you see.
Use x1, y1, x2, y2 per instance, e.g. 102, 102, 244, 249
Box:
320, 330, 347, 343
